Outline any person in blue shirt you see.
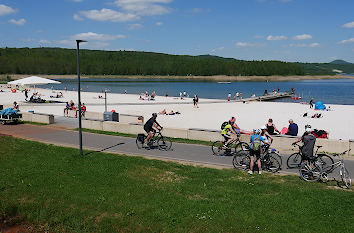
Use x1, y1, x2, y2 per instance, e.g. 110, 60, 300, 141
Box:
248, 129, 270, 175
286, 119, 298, 136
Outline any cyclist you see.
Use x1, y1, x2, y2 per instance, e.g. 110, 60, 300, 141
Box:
248, 129, 270, 175
144, 113, 163, 145
221, 120, 239, 148
293, 127, 316, 161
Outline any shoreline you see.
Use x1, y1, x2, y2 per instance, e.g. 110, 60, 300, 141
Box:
2, 74, 353, 82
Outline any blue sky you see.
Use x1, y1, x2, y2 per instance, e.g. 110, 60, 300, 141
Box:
0, 0, 353, 63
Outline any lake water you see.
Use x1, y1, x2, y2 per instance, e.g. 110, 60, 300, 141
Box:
44, 78, 354, 105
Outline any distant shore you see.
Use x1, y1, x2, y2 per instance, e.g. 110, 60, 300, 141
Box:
2, 74, 353, 82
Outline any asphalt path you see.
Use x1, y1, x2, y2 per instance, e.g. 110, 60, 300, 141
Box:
1, 124, 353, 181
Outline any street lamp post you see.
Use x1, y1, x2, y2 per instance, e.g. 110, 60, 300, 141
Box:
76, 39, 87, 155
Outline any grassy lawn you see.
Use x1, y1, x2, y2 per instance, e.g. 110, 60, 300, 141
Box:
0, 136, 353, 232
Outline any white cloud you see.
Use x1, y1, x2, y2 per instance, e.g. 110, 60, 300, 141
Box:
342, 21, 354, 28
289, 42, 320, 47
114, 0, 172, 16
211, 47, 225, 52
338, 38, 354, 44
70, 32, 126, 41
155, 21, 163, 26
0, 4, 16, 16
128, 23, 143, 30
75, 8, 139, 22
8, 18, 26, 26
292, 34, 312, 40
73, 14, 84, 21
266, 35, 287, 41
235, 42, 266, 47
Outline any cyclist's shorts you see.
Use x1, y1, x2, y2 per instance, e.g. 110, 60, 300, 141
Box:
222, 134, 231, 141
234, 128, 241, 134
250, 149, 261, 159
144, 126, 153, 133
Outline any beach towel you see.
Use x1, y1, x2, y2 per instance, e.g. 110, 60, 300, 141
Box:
312, 129, 328, 139
280, 127, 288, 135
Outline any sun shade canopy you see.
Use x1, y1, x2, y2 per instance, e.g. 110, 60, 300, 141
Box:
7, 76, 61, 85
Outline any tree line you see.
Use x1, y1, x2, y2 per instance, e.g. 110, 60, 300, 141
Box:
0, 47, 307, 76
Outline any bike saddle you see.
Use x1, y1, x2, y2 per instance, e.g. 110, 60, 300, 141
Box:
316, 145, 323, 148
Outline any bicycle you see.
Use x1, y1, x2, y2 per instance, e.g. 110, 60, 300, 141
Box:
232, 144, 282, 173
287, 143, 334, 172
136, 129, 172, 151
211, 134, 249, 156
300, 149, 352, 189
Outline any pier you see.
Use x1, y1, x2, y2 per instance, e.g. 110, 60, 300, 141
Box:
243, 92, 294, 102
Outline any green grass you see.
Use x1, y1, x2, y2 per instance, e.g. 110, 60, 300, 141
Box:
21, 121, 49, 126
77, 128, 213, 146
0, 136, 353, 232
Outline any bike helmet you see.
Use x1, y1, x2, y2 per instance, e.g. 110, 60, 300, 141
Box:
305, 127, 312, 133
152, 113, 157, 117
253, 129, 261, 135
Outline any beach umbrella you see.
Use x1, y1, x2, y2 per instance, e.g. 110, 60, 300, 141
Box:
7, 76, 61, 85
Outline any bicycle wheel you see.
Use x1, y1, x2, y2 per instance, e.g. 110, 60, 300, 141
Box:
234, 142, 250, 153
232, 150, 250, 170
212, 141, 226, 155
157, 136, 172, 151
265, 154, 281, 173
136, 137, 144, 149
317, 154, 334, 173
287, 153, 302, 169
340, 167, 352, 189
269, 152, 282, 167
299, 162, 321, 182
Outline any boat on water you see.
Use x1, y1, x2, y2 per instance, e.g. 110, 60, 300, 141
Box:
217, 81, 232, 84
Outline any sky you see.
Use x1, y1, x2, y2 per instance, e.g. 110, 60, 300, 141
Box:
0, 0, 353, 63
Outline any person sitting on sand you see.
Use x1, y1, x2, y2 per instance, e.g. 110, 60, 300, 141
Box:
159, 109, 167, 115
13, 101, 19, 111
285, 119, 298, 136
266, 118, 280, 135
64, 102, 70, 116
139, 95, 144, 100
69, 100, 75, 110
57, 92, 63, 98
75, 103, 86, 118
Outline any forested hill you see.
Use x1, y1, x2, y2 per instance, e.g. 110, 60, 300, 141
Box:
0, 47, 305, 76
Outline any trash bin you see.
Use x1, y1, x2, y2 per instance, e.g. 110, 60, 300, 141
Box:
103, 111, 119, 122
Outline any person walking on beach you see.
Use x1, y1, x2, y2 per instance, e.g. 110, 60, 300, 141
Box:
227, 93, 231, 101
193, 95, 199, 108
309, 98, 314, 109
24, 89, 28, 101
235, 92, 239, 100
239, 92, 243, 99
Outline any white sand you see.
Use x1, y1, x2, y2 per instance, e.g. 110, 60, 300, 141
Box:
1, 85, 354, 140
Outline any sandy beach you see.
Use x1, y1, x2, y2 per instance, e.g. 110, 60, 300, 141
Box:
1, 85, 353, 141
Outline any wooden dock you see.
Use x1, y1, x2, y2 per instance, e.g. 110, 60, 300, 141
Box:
240, 92, 293, 102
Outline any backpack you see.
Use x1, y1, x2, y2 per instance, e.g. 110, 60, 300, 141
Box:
221, 121, 228, 130
251, 135, 262, 151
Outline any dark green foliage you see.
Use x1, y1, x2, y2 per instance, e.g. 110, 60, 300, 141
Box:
298, 62, 354, 75
0, 47, 305, 76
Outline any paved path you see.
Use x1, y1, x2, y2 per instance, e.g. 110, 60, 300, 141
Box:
1, 124, 354, 178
